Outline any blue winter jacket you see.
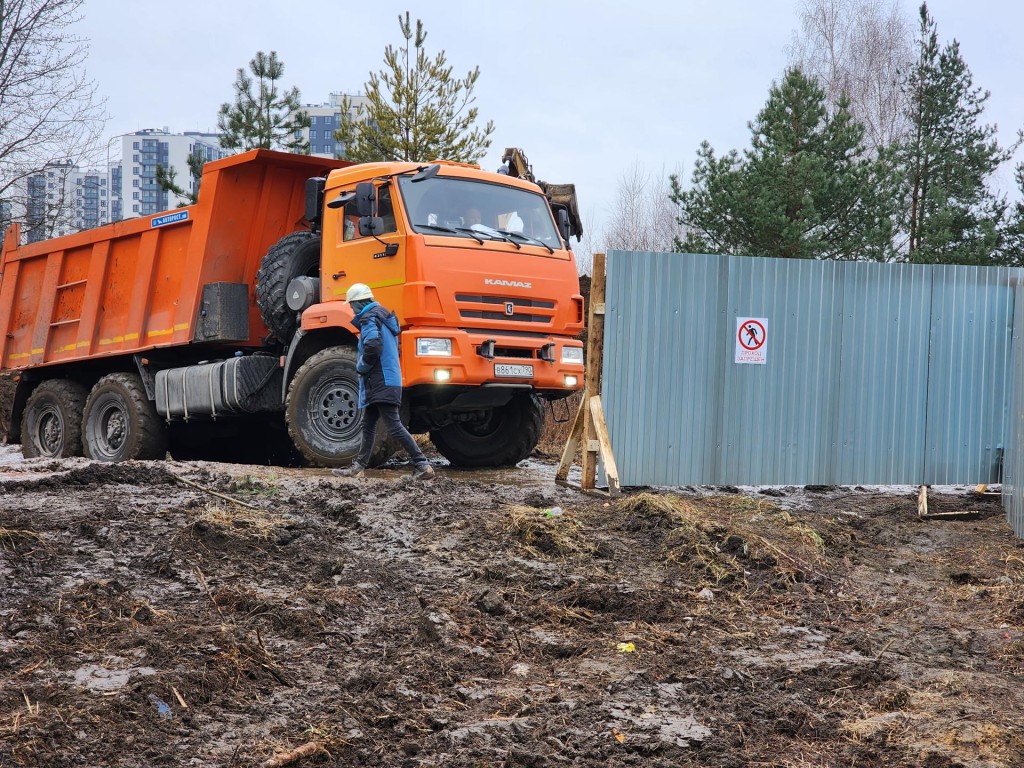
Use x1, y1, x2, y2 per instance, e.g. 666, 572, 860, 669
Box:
351, 301, 403, 407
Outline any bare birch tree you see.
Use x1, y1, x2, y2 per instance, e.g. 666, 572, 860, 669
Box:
0, 0, 106, 229
788, 0, 913, 151
602, 161, 687, 253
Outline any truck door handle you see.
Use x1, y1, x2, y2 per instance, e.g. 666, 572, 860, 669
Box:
331, 271, 346, 280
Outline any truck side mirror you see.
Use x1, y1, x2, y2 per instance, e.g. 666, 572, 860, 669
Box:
358, 216, 385, 237
556, 208, 571, 243
355, 182, 376, 217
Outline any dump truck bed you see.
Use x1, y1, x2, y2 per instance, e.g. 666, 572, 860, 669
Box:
0, 150, 350, 371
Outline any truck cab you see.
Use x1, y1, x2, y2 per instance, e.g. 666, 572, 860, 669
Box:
285, 159, 585, 467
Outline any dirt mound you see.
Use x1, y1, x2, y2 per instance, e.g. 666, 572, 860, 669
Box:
1, 462, 1021, 767
1, 460, 175, 493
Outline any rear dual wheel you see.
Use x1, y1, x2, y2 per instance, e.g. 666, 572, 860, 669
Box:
83, 373, 167, 462
21, 380, 88, 458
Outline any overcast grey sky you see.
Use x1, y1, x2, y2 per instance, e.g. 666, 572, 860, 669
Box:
78, 0, 1023, 244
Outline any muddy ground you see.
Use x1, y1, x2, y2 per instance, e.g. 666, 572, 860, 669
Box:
1, 445, 1023, 767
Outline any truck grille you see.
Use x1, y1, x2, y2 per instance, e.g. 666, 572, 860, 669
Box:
455, 294, 555, 324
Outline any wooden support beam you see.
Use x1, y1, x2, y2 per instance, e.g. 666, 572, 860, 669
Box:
589, 395, 620, 496
555, 393, 587, 482
580, 253, 607, 491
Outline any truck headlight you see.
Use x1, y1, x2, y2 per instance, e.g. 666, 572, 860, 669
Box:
561, 346, 584, 364
416, 338, 452, 357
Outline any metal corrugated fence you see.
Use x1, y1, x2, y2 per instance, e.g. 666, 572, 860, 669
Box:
1004, 284, 1024, 536
602, 251, 1022, 494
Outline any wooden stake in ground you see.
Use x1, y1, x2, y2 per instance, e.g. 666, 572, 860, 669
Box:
557, 252, 620, 496
581, 253, 607, 492
262, 741, 326, 768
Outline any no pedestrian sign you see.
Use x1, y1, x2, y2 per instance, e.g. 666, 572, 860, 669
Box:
735, 317, 767, 365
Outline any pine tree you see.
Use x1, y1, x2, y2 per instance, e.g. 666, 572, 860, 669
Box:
217, 51, 310, 153
1000, 163, 1024, 265
671, 68, 894, 260
335, 13, 494, 163
155, 150, 205, 206
899, 3, 1012, 265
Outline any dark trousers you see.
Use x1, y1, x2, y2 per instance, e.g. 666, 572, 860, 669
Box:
357, 403, 427, 467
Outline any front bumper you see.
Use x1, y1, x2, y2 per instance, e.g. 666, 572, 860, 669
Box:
400, 327, 584, 391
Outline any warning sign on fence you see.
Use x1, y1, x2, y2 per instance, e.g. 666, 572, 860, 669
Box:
735, 317, 767, 365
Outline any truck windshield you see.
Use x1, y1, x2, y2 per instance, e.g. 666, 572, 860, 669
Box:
397, 175, 561, 250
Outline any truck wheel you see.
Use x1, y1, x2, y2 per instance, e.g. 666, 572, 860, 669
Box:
430, 394, 544, 468
83, 373, 167, 462
21, 380, 88, 458
256, 230, 320, 342
285, 347, 392, 468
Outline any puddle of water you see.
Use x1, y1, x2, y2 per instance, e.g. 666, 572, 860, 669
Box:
72, 659, 156, 693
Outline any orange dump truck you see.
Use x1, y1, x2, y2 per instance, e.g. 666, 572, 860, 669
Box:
0, 149, 585, 467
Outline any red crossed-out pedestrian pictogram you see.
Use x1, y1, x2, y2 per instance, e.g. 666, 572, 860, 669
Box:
738, 319, 766, 351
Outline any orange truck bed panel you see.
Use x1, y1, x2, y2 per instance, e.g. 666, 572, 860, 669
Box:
0, 150, 350, 371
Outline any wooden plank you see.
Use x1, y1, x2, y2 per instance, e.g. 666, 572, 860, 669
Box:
581, 253, 606, 490
589, 395, 621, 496
555, 393, 587, 482
554, 478, 612, 499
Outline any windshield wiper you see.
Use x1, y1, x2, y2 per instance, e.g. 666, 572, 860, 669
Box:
457, 226, 521, 249
500, 230, 555, 254
416, 223, 484, 244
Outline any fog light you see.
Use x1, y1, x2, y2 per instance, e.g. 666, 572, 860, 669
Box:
434, 368, 452, 383
564, 375, 578, 387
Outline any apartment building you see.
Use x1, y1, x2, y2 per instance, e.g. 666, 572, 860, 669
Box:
119, 129, 226, 218
301, 93, 370, 158
23, 160, 118, 243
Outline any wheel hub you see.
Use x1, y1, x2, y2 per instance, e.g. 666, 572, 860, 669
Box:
310, 378, 359, 440
37, 406, 63, 455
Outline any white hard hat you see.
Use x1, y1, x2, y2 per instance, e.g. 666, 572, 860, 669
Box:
346, 283, 373, 302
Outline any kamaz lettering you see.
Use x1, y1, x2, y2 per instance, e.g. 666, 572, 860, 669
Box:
484, 279, 532, 289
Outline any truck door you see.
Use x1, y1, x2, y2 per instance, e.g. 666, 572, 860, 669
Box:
322, 181, 406, 317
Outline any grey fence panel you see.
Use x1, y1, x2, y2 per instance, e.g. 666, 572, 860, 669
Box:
717, 257, 846, 485
925, 266, 1016, 484
834, 263, 931, 485
1004, 284, 1024, 536
603, 251, 724, 486
603, 250, 1023, 489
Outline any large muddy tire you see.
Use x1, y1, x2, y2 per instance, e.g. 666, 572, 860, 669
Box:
285, 347, 393, 468
430, 394, 544, 468
83, 373, 167, 462
21, 379, 88, 458
256, 230, 321, 343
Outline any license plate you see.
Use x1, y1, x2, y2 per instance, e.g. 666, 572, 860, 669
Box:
495, 363, 533, 378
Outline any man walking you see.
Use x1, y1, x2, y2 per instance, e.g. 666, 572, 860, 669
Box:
332, 283, 435, 480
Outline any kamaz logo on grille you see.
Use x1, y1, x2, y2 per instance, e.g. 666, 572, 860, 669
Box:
505, 302, 515, 316
484, 278, 532, 289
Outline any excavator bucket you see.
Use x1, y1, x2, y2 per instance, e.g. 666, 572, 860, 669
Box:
502, 148, 583, 240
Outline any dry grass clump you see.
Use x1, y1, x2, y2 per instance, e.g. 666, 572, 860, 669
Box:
618, 492, 700, 531
227, 475, 282, 498
189, 504, 289, 542
505, 504, 595, 558
0, 526, 48, 554
615, 492, 830, 588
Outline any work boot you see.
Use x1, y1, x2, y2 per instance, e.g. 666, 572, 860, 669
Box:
332, 462, 365, 478
411, 464, 435, 480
